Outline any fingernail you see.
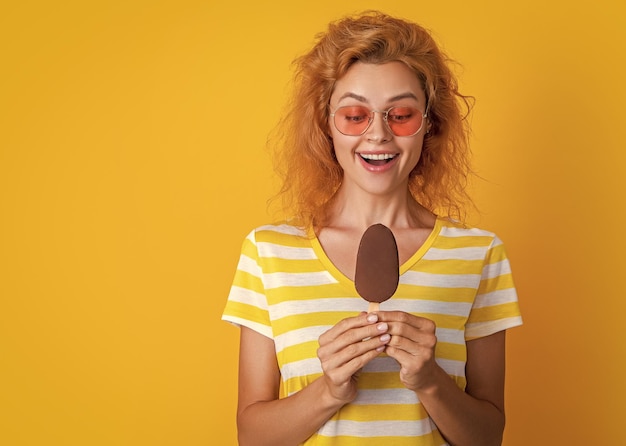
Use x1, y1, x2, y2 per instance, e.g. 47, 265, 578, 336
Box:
377, 323, 388, 331
367, 314, 378, 323
380, 334, 391, 342
376, 345, 386, 352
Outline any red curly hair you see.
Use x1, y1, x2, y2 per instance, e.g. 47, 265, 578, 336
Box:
270, 11, 474, 231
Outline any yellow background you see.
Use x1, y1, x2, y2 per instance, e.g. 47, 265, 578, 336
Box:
1, 0, 625, 444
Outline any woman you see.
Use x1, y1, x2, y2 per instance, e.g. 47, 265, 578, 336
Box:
222, 11, 522, 446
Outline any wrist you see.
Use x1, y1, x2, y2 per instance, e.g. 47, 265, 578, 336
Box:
318, 377, 355, 411
410, 363, 447, 396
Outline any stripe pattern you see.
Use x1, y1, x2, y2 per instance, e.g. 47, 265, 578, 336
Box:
223, 218, 522, 445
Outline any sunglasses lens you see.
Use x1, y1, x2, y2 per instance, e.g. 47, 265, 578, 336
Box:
333, 106, 371, 136
387, 107, 423, 136
333, 106, 424, 136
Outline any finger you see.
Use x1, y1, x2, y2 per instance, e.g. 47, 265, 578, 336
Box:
318, 315, 387, 358
319, 312, 377, 345
385, 334, 435, 358
384, 343, 437, 392
377, 311, 436, 331
333, 320, 389, 350
384, 329, 437, 377
387, 324, 436, 344
324, 342, 388, 385
384, 344, 415, 363
317, 323, 391, 369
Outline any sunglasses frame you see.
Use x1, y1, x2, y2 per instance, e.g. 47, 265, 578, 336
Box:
329, 105, 428, 137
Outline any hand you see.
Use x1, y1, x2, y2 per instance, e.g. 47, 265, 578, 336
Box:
377, 311, 438, 392
317, 312, 391, 404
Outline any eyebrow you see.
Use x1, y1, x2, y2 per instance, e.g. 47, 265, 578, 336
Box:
337, 92, 368, 102
389, 92, 420, 102
337, 92, 420, 103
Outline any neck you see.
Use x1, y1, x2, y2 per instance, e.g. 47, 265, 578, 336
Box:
326, 184, 432, 231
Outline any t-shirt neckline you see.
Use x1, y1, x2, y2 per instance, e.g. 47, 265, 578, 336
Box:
309, 217, 444, 292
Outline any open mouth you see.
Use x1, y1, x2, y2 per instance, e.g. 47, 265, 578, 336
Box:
359, 153, 398, 166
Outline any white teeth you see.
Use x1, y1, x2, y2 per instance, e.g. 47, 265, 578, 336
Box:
360, 153, 396, 160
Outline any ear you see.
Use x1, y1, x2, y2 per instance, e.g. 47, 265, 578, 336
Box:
425, 117, 433, 134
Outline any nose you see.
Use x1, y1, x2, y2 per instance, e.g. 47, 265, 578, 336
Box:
365, 110, 393, 142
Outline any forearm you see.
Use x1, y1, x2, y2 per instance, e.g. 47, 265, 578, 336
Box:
417, 366, 504, 446
237, 376, 344, 446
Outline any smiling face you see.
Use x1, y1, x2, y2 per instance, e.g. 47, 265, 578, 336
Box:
328, 61, 428, 199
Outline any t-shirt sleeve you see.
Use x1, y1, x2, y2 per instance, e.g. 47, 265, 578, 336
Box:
465, 236, 522, 340
221, 229, 273, 339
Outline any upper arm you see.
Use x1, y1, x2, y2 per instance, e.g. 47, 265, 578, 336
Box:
465, 330, 506, 414
237, 326, 281, 416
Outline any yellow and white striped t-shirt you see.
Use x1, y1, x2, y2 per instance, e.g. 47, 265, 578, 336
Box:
222, 217, 522, 445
